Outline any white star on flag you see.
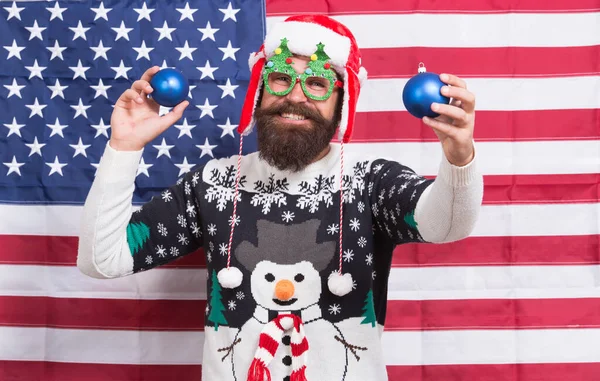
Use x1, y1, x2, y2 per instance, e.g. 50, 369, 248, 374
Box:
46, 157, 68, 176
134, 2, 154, 21
91, 2, 111, 21
25, 137, 45, 157
3, 157, 25, 176
219, 2, 240, 22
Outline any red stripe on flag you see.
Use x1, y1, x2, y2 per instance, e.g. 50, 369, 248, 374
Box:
353, 110, 600, 142
393, 235, 600, 267
0, 361, 202, 381
2, 361, 600, 381
265, 0, 600, 15
0, 296, 206, 331
3, 296, 600, 331
385, 298, 600, 331
361, 46, 600, 79
386, 363, 600, 381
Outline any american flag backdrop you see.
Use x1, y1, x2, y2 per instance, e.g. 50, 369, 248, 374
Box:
1, 0, 600, 380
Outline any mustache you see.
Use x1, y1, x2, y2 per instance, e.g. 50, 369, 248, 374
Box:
256, 100, 326, 122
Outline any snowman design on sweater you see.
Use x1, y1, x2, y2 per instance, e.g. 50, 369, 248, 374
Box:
125, 147, 432, 381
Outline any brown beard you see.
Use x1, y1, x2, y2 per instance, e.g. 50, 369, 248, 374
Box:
254, 100, 339, 172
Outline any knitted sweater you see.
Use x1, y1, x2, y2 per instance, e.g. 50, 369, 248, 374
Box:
77, 141, 483, 381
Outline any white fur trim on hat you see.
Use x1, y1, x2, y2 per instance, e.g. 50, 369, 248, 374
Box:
264, 20, 352, 76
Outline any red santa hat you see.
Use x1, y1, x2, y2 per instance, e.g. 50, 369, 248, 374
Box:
237, 14, 368, 143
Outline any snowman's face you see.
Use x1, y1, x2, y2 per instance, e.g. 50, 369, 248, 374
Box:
250, 260, 322, 311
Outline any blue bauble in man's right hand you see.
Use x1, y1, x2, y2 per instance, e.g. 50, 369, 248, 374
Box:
149, 68, 189, 107
402, 64, 450, 119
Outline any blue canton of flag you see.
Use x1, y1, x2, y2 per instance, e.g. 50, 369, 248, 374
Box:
0, 0, 265, 204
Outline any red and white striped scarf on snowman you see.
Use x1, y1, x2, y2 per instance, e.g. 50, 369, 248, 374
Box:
246, 314, 309, 381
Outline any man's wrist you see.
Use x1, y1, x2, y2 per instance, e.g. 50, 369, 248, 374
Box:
109, 139, 144, 152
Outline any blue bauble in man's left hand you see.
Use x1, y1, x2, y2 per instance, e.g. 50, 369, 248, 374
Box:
149, 68, 189, 107
402, 66, 450, 119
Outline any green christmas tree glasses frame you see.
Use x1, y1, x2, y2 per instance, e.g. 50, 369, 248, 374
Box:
263, 38, 343, 101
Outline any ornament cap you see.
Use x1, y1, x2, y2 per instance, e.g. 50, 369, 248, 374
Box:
418, 62, 427, 73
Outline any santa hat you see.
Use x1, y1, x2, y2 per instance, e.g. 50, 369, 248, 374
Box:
217, 15, 367, 298
238, 14, 368, 143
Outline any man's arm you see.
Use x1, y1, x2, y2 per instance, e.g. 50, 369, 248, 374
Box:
77, 142, 203, 278
367, 146, 483, 245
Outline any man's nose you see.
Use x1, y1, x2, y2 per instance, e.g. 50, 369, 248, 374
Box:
287, 77, 307, 103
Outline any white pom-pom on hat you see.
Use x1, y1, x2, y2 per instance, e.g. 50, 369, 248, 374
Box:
218, 267, 243, 289
328, 271, 354, 297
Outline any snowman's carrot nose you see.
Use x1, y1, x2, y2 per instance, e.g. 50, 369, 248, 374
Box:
275, 279, 295, 301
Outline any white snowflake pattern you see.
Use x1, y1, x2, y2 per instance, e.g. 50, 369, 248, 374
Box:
170, 247, 179, 256
372, 271, 376, 280
228, 300, 236, 310
281, 211, 295, 223
368, 181, 374, 196
207, 224, 217, 236
357, 201, 365, 213
177, 233, 189, 246
191, 172, 200, 186
145, 255, 152, 265
349, 218, 360, 231
219, 243, 228, 256
177, 214, 186, 228
410, 189, 417, 201
343, 249, 354, 262
161, 190, 172, 202
327, 223, 339, 235
229, 214, 240, 227
365, 253, 373, 265
156, 245, 167, 258
373, 163, 384, 173
184, 182, 191, 195
191, 222, 201, 238
157, 223, 168, 236
206, 251, 212, 262
236, 291, 245, 300
357, 237, 367, 248
397, 183, 408, 194
209, 241, 215, 252
251, 191, 287, 214
177, 177, 184, 185
371, 203, 379, 217
328, 304, 341, 315
186, 201, 196, 217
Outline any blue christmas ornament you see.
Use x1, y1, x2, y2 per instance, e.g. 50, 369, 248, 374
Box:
402, 63, 450, 119
149, 68, 189, 107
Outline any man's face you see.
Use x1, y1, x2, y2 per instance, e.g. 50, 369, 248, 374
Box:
254, 55, 342, 172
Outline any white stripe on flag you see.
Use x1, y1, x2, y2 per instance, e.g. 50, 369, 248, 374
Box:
0, 265, 206, 300
382, 328, 600, 365
358, 76, 600, 112
267, 13, 600, 48
1, 326, 600, 365
2, 196, 599, 238
2, 265, 599, 301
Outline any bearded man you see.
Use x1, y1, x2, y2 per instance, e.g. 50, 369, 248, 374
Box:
77, 14, 483, 381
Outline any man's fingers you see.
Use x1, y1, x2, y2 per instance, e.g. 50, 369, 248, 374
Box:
432, 102, 470, 126
422, 115, 455, 137
440, 73, 467, 89
140, 66, 160, 83
132, 79, 153, 95
441, 86, 475, 113
119, 89, 144, 104
157, 100, 189, 131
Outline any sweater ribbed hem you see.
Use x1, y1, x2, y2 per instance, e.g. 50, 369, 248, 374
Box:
437, 148, 479, 188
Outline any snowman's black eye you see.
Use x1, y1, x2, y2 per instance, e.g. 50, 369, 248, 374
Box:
294, 274, 304, 282
265, 273, 275, 282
